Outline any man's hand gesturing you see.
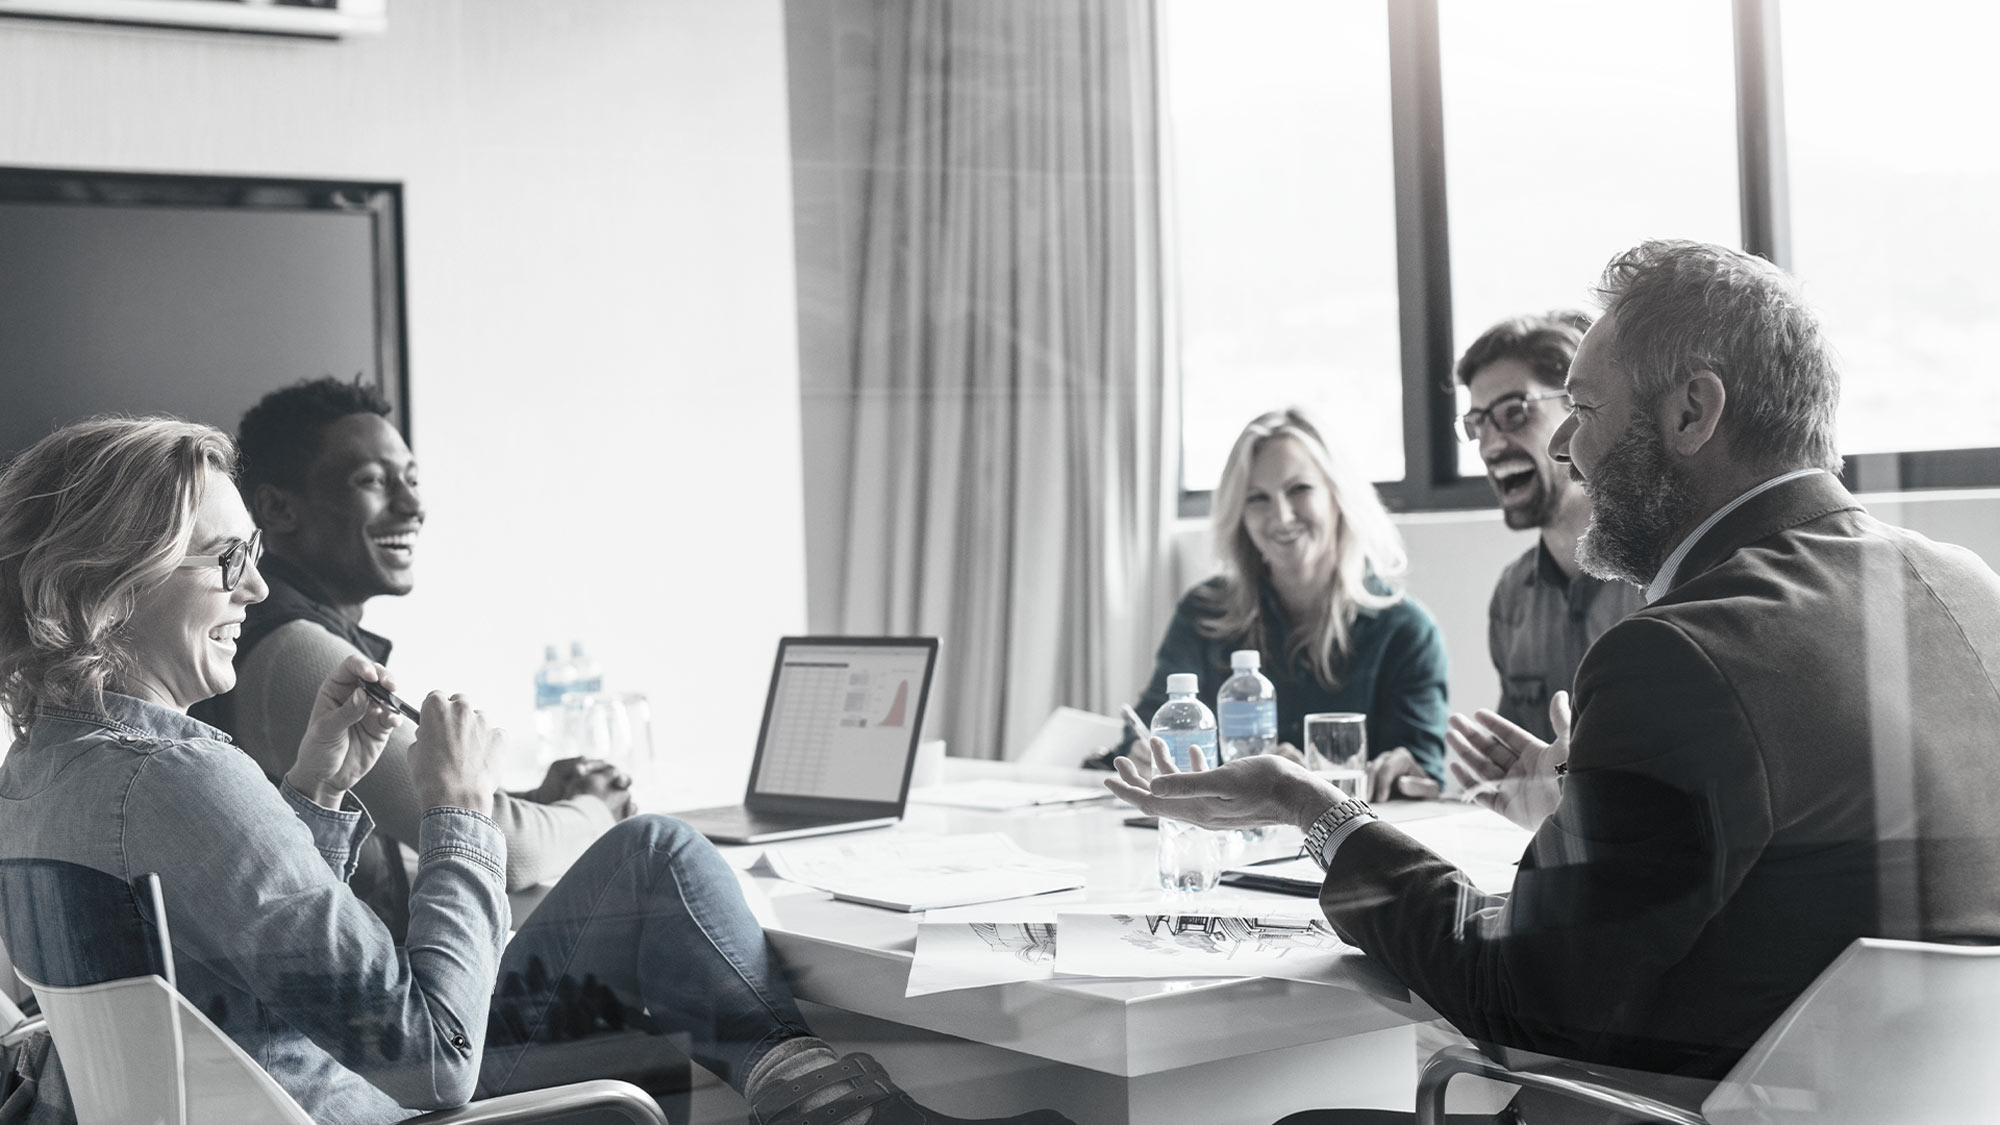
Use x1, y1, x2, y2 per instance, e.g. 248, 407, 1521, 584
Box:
1446, 691, 1572, 831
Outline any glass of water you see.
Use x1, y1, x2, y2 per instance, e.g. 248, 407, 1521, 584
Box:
1303, 712, 1367, 798
559, 691, 658, 787
1157, 817, 1221, 895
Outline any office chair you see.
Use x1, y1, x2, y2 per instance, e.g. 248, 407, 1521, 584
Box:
1415, 937, 2000, 1125
8, 862, 669, 1124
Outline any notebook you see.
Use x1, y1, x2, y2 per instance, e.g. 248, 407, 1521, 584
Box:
672, 636, 940, 845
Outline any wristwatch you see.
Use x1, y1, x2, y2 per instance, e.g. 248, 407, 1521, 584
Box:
1301, 797, 1373, 871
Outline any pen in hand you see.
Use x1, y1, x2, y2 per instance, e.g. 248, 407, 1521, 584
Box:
361, 679, 423, 725
1119, 703, 1150, 745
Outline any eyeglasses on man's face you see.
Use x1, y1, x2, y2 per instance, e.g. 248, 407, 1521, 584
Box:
178, 528, 264, 592
1457, 389, 1571, 443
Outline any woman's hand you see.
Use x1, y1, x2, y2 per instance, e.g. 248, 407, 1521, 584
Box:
288, 654, 402, 809
408, 693, 500, 819
1366, 746, 1443, 801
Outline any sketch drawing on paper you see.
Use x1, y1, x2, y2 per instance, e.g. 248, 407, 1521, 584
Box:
1116, 914, 1343, 960
969, 921, 1058, 964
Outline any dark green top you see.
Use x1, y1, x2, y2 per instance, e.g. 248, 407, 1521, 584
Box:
1133, 577, 1450, 783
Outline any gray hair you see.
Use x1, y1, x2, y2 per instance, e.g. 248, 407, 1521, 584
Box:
1202, 407, 1406, 691
0, 416, 236, 740
1594, 239, 1841, 474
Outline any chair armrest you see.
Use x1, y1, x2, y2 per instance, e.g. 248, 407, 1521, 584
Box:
1417, 1045, 1708, 1125
1, 1014, 46, 1049
404, 1078, 669, 1124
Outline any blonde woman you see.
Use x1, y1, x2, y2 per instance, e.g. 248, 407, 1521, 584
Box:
1131, 408, 1447, 798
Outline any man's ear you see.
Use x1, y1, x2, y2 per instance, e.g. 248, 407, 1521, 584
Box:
252, 483, 301, 535
1661, 370, 1726, 457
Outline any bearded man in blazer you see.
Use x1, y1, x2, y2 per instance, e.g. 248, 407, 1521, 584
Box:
1111, 240, 2000, 1113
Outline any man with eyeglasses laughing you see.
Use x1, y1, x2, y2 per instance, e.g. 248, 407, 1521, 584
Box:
1455, 311, 1642, 743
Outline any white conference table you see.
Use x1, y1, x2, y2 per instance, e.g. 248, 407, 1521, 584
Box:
706, 761, 1533, 1125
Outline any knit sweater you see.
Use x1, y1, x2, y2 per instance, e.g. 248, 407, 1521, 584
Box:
231, 619, 613, 892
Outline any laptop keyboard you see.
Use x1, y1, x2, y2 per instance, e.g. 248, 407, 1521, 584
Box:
674, 805, 830, 829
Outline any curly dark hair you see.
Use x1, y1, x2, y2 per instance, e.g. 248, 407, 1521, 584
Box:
236, 376, 395, 501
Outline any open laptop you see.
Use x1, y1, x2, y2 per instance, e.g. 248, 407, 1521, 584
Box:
674, 636, 940, 845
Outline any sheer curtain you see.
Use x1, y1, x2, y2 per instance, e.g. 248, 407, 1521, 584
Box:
832, 0, 1176, 761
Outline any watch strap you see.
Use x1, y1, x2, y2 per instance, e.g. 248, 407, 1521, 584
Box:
1302, 797, 1373, 871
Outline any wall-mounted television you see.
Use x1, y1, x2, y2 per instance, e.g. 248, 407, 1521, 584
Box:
0, 165, 407, 462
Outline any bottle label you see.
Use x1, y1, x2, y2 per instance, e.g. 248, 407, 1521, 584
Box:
1217, 700, 1277, 738
1153, 729, 1219, 771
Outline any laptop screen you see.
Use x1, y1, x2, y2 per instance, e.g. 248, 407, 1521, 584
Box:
750, 638, 937, 803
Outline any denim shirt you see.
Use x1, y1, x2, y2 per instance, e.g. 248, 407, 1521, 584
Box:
0, 693, 508, 1124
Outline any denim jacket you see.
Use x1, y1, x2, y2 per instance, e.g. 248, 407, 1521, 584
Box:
0, 693, 508, 1124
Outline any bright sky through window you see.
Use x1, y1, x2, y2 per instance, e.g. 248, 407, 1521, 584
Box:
1164, 0, 1401, 491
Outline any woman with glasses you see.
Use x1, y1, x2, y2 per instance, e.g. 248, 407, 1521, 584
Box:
0, 417, 1070, 1125
1129, 408, 1449, 799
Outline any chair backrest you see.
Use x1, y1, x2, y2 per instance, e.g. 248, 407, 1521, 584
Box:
18, 970, 312, 1125
1703, 937, 2000, 1124
5, 861, 311, 1125
0, 858, 169, 990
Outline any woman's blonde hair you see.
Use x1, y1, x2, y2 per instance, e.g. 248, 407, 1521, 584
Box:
1200, 407, 1407, 690
0, 416, 236, 741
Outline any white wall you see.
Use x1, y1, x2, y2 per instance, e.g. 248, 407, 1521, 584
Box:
0, 0, 807, 807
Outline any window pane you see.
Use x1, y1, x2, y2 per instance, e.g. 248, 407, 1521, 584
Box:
1165, 0, 1402, 490
1438, 0, 1739, 476
1784, 0, 2000, 458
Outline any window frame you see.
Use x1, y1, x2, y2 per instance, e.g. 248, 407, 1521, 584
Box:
1175, 0, 2000, 518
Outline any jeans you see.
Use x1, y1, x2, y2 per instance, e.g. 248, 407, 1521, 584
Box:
477, 814, 812, 1097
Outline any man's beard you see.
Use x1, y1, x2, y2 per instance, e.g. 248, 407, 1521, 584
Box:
1574, 416, 1703, 587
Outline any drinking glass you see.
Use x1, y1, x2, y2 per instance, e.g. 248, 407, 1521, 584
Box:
558, 691, 658, 787
1157, 817, 1221, 895
1303, 711, 1368, 798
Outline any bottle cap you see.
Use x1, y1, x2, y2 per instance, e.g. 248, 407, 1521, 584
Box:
1167, 673, 1200, 695
1230, 649, 1261, 671
570, 641, 588, 658
544, 644, 559, 661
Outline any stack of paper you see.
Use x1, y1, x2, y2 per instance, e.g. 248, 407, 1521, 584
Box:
758, 832, 1085, 912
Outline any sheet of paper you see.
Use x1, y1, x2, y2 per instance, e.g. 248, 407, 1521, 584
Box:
759, 832, 1085, 912
1393, 809, 1528, 895
906, 904, 1063, 997
905, 901, 1191, 997
1052, 910, 1354, 985
907, 779, 1111, 810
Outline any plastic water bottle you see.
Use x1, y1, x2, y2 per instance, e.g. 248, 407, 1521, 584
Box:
534, 644, 573, 754
1216, 649, 1277, 762
1217, 650, 1279, 845
1152, 673, 1221, 894
568, 641, 603, 694
1150, 673, 1218, 770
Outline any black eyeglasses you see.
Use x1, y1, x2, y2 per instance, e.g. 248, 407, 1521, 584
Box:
1457, 390, 1570, 442
177, 529, 264, 591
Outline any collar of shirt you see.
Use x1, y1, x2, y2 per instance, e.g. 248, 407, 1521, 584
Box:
1644, 468, 1827, 603
34, 690, 235, 748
